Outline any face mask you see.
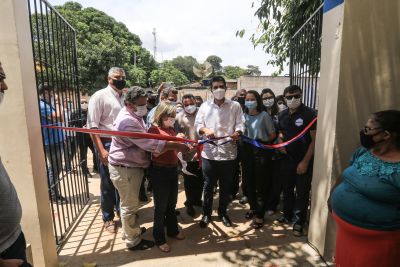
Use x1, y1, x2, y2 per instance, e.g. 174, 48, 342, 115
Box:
263, 99, 274, 108
184, 105, 197, 114
245, 101, 257, 110
0, 92, 4, 105
237, 97, 245, 105
359, 130, 384, 149
134, 105, 148, 117
278, 103, 287, 112
213, 89, 226, 100
163, 117, 175, 128
286, 98, 301, 109
81, 103, 88, 111
168, 100, 177, 106
112, 79, 126, 90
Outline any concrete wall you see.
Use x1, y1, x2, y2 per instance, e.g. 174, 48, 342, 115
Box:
237, 76, 290, 95
309, 0, 400, 260
0, 0, 58, 266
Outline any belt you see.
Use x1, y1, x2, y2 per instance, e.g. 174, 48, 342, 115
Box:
110, 163, 136, 169
152, 162, 178, 168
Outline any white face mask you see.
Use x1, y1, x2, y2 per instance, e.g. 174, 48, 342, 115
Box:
263, 99, 274, 108
184, 105, 197, 114
134, 105, 148, 117
81, 103, 88, 111
286, 98, 301, 109
213, 89, 226, 100
0, 92, 4, 105
163, 117, 175, 128
278, 104, 287, 112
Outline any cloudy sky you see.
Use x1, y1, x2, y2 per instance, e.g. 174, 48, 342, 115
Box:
50, 0, 284, 75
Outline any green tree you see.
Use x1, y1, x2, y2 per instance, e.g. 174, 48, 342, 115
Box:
206, 55, 223, 75
149, 62, 189, 86
55, 2, 156, 94
223, 66, 246, 79
170, 56, 198, 82
245, 65, 262, 76
237, 0, 322, 74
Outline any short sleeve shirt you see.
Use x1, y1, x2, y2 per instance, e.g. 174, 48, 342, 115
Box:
278, 104, 317, 162
40, 100, 63, 145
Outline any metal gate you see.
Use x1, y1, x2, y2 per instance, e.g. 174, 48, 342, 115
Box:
27, 0, 90, 248
289, 4, 323, 109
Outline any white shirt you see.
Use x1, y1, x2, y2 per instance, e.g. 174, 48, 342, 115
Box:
195, 98, 245, 161
87, 85, 124, 136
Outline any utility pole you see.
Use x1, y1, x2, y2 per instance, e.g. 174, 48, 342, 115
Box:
152, 28, 157, 61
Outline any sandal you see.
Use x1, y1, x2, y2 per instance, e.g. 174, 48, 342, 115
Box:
128, 239, 155, 251
252, 220, 264, 229
158, 243, 171, 253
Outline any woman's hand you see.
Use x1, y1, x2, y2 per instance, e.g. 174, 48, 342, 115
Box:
176, 133, 185, 139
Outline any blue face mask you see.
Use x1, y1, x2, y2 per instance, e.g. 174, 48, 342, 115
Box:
245, 100, 257, 110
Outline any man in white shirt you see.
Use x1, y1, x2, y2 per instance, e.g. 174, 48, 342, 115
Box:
87, 67, 126, 233
194, 76, 245, 228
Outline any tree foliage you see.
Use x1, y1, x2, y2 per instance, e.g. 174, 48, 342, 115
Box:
55, 2, 156, 94
238, 0, 322, 75
245, 65, 262, 76
206, 55, 223, 75
170, 56, 199, 82
223, 66, 246, 79
149, 62, 189, 86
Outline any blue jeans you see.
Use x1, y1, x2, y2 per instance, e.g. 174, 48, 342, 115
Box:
202, 158, 235, 216
95, 141, 120, 221
149, 166, 179, 246
0, 232, 32, 267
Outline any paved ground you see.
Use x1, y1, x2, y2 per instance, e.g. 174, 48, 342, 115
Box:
58, 172, 329, 267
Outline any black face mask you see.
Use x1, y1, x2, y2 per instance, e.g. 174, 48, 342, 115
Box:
112, 79, 126, 90
237, 97, 245, 105
359, 130, 383, 149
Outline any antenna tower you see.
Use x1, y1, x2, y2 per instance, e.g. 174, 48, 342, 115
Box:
152, 28, 157, 61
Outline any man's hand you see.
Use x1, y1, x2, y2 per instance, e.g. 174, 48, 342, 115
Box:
296, 160, 309, 175
202, 128, 215, 139
176, 133, 185, 139
230, 131, 241, 141
0, 259, 24, 267
99, 149, 109, 166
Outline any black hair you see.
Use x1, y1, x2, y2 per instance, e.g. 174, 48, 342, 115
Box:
372, 110, 400, 148
124, 86, 147, 105
261, 88, 279, 117
276, 95, 286, 104
246, 90, 264, 114
161, 87, 178, 98
194, 95, 203, 101
210, 76, 226, 89
182, 94, 195, 102
283, 85, 302, 96
38, 82, 53, 95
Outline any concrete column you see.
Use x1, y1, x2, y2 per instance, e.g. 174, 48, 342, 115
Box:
309, 0, 400, 260
0, 0, 58, 266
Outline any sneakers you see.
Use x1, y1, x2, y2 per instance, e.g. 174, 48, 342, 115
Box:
274, 216, 292, 224
104, 220, 117, 233
293, 223, 304, 236
128, 239, 155, 251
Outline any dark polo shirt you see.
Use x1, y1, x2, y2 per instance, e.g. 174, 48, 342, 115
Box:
278, 104, 317, 162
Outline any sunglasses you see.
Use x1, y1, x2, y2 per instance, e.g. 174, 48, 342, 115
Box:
212, 85, 225, 90
285, 94, 301, 100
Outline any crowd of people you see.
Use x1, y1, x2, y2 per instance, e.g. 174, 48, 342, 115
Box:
1, 63, 399, 266
84, 67, 318, 252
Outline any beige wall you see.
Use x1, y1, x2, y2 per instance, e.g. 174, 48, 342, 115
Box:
309, 0, 400, 260
237, 76, 290, 95
0, 0, 58, 266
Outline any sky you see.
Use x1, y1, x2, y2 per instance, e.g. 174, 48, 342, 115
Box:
50, 0, 284, 75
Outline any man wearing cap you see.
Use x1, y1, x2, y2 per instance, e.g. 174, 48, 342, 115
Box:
87, 67, 126, 233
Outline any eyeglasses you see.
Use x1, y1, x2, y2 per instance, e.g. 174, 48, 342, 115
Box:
212, 85, 225, 90
363, 126, 381, 134
285, 94, 301, 100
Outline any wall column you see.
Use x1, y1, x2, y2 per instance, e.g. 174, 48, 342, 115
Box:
0, 0, 58, 266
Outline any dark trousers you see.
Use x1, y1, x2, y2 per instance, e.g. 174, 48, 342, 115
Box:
183, 161, 203, 207
45, 143, 63, 197
0, 232, 32, 267
231, 149, 246, 198
241, 143, 272, 219
95, 140, 120, 222
149, 166, 179, 245
64, 136, 77, 171
202, 158, 235, 216
280, 156, 313, 224
266, 158, 283, 211
77, 133, 97, 173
